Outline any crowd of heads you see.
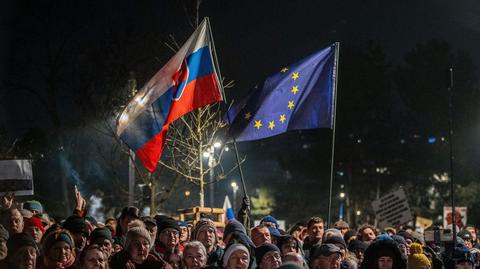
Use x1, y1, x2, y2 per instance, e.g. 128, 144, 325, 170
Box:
0, 195, 478, 269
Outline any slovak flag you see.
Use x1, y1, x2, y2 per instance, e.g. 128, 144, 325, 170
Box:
116, 18, 223, 172
223, 195, 235, 222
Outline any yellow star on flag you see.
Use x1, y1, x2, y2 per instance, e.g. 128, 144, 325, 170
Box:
268, 121, 275, 130
291, 72, 299, 80
280, 67, 288, 73
288, 101, 295, 110
244, 112, 252, 120
279, 114, 286, 123
291, 85, 299, 94
254, 120, 262, 129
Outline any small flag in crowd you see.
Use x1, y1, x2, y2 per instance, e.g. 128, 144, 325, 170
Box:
116, 18, 223, 172
223, 195, 235, 222
226, 43, 338, 142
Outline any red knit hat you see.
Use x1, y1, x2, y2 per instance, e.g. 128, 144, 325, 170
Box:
25, 217, 45, 234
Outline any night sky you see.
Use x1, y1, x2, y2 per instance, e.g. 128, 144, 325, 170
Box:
1, 0, 480, 221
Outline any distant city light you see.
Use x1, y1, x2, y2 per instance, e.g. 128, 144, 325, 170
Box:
428, 136, 436, 144
339, 192, 345, 198
224, 146, 229, 152
184, 190, 191, 197
214, 142, 222, 148
357, 138, 362, 144
400, 139, 405, 144
356, 210, 361, 216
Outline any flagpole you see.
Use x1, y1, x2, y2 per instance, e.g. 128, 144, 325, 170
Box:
447, 67, 457, 249
206, 17, 249, 198
327, 42, 340, 228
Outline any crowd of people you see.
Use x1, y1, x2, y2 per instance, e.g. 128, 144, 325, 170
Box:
0, 191, 477, 269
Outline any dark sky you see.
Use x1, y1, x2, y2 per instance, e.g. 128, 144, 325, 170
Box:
1, 0, 480, 214
2, 0, 480, 136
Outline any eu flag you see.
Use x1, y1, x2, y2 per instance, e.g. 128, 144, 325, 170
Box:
226, 43, 338, 142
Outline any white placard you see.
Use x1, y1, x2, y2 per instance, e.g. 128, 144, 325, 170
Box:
371, 188, 412, 228
0, 160, 33, 196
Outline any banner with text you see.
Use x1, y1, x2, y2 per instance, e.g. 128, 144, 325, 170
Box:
371, 188, 412, 228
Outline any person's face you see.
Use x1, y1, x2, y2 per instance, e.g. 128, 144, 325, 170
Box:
94, 238, 113, 258
49, 241, 72, 263
184, 247, 206, 269
197, 226, 216, 248
84, 249, 106, 269
129, 237, 150, 264
281, 241, 297, 255
113, 243, 123, 253
13, 246, 37, 269
361, 228, 376, 242
308, 223, 324, 241
227, 249, 249, 269
338, 227, 349, 236
6, 209, 24, 234
456, 261, 473, 269
354, 249, 364, 263
260, 250, 282, 269
405, 239, 412, 255
73, 232, 87, 250
180, 227, 189, 242
25, 226, 43, 243
315, 254, 341, 269
252, 227, 271, 247
0, 238, 7, 260
145, 224, 158, 244
159, 228, 179, 249
465, 240, 473, 249
378, 256, 393, 269
467, 228, 477, 241
398, 244, 407, 257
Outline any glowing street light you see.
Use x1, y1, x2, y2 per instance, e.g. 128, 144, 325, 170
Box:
213, 141, 222, 148
339, 192, 345, 199
356, 210, 361, 216
231, 181, 239, 211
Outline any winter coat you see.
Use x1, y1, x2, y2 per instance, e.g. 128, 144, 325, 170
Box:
207, 245, 225, 267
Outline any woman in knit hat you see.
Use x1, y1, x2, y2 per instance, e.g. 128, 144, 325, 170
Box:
223, 243, 250, 269
77, 244, 109, 269
39, 229, 76, 269
408, 243, 431, 269
109, 226, 169, 269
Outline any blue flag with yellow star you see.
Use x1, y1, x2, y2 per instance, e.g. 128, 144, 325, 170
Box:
226, 43, 337, 142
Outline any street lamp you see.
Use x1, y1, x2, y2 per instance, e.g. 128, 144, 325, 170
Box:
339, 185, 346, 220
231, 181, 239, 211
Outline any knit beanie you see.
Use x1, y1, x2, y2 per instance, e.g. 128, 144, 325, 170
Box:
0, 225, 8, 241
7, 233, 37, 258
224, 219, 247, 239
125, 227, 153, 250
192, 218, 217, 240
43, 230, 74, 253
255, 243, 281, 264
223, 243, 250, 267
408, 243, 431, 269
90, 227, 113, 243
156, 217, 180, 233
24, 216, 45, 234
23, 200, 43, 214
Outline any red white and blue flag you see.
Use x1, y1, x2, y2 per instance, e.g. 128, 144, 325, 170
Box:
117, 19, 223, 172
